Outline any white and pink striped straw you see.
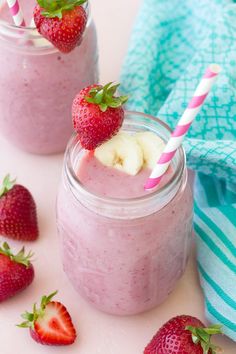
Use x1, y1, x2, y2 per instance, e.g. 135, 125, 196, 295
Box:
144, 63, 221, 190
6, 0, 25, 27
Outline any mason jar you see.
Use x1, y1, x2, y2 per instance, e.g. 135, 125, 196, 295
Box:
56, 111, 193, 315
0, 0, 98, 154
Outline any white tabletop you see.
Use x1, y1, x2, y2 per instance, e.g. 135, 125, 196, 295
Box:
0, 1, 235, 353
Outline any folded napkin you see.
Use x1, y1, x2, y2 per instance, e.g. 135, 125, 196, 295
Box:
120, 0, 236, 341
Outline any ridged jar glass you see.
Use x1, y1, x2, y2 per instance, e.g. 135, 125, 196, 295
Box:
0, 1, 98, 154
57, 111, 193, 315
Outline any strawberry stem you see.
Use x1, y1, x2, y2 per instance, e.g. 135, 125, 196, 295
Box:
85, 82, 129, 112
18, 291, 58, 329
186, 324, 222, 354
0, 174, 16, 198
0, 242, 33, 267
41, 291, 58, 309
37, 0, 87, 19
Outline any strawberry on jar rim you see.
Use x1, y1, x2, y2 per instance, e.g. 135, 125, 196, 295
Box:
144, 315, 222, 354
18, 291, 77, 346
0, 242, 34, 302
34, 0, 88, 53
0, 174, 38, 241
72, 82, 129, 150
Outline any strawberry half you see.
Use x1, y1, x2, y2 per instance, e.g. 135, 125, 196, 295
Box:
18, 291, 76, 346
34, 0, 88, 53
144, 315, 222, 354
0, 242, 34, 302
72, 82, 129, 150
0, 175, 38, 241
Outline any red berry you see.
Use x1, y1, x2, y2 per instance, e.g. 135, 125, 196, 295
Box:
33, 1, 87, 53
18, 292, 76, 346
0, 242, 34, 302
144, 315, 222, 354
72, 83, 128, 150
0, 175, 38, 241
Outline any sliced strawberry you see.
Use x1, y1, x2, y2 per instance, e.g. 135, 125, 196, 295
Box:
0, 242, 34, 302
18, 291, 76, 346
72, 82, 129, 150
0, 175, 38, 241
34, 0, 88, 53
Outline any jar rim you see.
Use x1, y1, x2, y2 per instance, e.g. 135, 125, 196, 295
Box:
65, 111, 186, 209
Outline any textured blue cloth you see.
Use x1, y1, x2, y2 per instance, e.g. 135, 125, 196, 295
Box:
120, 0, 236, 341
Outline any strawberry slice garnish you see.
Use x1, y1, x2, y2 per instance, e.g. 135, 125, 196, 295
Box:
0, 242, 34, 302
72, 82, 129, 150
0, 174, 38, 241
18, 291, 76, 346
34, 0, 88, 53
144, 315, 222, 354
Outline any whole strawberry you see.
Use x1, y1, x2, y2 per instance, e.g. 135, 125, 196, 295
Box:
0, 175, 38, 241
0, 242, 34, 302
18, 291, 76, 346
72, 82, 129, 150
144, 315, 222, 354
34, 0, 87, 53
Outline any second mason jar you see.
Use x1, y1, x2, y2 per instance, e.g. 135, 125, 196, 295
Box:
57, 111, 193, 315
0, 0, 98, 154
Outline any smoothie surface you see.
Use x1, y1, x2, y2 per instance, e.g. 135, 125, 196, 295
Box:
77, 152, 173, 199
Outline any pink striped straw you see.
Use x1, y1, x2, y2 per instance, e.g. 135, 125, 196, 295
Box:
144, 63, 221, 190
6, 0, 25, 27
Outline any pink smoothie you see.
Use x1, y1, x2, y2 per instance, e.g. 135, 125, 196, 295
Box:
77, 152, 173, 199
0, 0, 98, 154
57, 147, 193, 315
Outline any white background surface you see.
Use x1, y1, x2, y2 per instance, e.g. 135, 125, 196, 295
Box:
0, 0, 235, 353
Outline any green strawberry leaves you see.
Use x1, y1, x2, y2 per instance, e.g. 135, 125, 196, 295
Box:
37, 0, 87, 19
0, 174, 16, 198
19, 304, 38, 329
40, 291, 58, 309
85, 82, 129, 112
18, 291, 58, 329
186, 324, 222, 354
0, 242, 33, 267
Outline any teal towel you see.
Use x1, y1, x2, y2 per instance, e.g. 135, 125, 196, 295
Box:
120, 0, 236, 341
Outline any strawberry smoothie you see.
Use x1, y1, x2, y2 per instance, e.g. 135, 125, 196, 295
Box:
0, 0, 98, 154
77, 152, 173, 199
57, 112, 193, 315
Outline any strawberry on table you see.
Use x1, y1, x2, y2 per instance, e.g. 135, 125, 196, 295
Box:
34, 0, 88, 53
72, 82, 129, 150
0, 174, 38, 241
18, 291, 76, 346
144, 315, 222, 354
0, 242, 34, 302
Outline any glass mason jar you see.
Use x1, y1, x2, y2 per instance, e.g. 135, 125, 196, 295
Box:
56, 111, 193, 315
0, 1, 98, 154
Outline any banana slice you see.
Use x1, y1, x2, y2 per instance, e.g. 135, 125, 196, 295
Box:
135, 131, 165, 169
94, 132, 143, 176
